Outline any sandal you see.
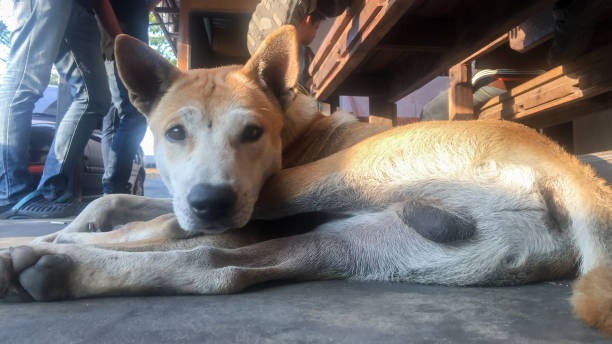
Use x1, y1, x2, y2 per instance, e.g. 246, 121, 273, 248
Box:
1, 190, 87, 219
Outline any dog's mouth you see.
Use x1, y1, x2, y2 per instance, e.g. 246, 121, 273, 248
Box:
173, 188, 253, 233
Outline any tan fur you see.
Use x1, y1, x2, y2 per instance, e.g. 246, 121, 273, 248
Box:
1, 26, 611, 337
572, 266, 612, 335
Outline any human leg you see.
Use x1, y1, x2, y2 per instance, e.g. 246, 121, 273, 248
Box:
101, 60, 147, 195
7, 1, 110, 218
36, 1, 110, 201
0, 0, 73, 209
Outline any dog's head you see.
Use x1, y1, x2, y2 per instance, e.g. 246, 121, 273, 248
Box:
115, 26, 299, 233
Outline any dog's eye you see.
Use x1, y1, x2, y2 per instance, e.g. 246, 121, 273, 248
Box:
166, 125, 186, 142
240, 125, 263, 143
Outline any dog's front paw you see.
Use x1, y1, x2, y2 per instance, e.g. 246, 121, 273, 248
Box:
0, 247, 35, 302
0, 246, 74, 302
18, 252, 73, 301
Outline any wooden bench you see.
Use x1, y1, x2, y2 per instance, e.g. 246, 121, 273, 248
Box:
309, 0, 612, 132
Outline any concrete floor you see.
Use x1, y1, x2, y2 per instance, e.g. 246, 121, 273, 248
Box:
0, 177, 608, 343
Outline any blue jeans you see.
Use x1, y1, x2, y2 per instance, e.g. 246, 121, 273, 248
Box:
0, 0, 109, 205
101, 59, 147, 194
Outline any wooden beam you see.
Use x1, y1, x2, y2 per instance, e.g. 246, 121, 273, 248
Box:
448, 63, 474, 120
477, 44, 612, 125
177, 0, 191, 70
309, 0, 363, 77
517, 93, 612, 129
459, 34, 509, 66
310, 0, 418, 100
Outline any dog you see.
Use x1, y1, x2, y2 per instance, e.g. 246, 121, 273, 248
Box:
0, 26, 611, 335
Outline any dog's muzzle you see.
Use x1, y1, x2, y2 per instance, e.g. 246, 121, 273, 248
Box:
186, 183, 237, 223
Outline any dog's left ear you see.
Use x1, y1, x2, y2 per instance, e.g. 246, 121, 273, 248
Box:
115, 34, 182, 116
241, 25, 299, 103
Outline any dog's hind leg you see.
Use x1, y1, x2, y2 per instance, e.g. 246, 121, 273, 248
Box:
564, 177, 612, 335
33, 195, 173, 244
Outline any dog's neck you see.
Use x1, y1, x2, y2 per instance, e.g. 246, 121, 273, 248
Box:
280, 92, 389, 168
280, 92, 323, 148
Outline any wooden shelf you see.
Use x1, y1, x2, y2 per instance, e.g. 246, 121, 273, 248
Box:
477, 44, 612, 127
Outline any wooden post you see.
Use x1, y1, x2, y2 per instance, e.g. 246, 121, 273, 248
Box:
177, 0, 191, 71
448, 63, 474, 120
327, 95, 340, 114
369, 96, 397, 126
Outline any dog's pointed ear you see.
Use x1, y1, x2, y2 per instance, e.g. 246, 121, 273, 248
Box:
241, 25, 299, 103
115, 34, 181, 116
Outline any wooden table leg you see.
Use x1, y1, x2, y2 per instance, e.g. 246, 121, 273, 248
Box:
448, 63, 474, 120
369, 96, 397, 126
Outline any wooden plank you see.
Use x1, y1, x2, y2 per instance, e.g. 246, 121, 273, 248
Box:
448, 63, 474, 120
311, 0, 418, 100
477, 44, 612, 124
311, 0, 386, 94
519, 94, 612, 129
459, 34, 509, 66
578, 150, 612, 184
309, 0, 363, 75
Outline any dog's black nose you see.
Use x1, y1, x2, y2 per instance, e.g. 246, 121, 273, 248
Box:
187, 183, 237, 221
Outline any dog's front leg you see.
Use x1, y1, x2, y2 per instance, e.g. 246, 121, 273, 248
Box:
52, 215, 264, 251
52, 213, 188, 246
0, 232, 351, 301
0, 244, 208, 300
33, 195, 174, 243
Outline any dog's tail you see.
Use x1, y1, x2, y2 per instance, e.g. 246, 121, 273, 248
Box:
564, 162, 612, 335
572, 265, 612, 335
